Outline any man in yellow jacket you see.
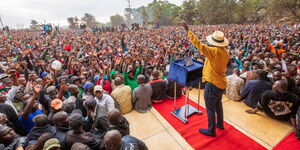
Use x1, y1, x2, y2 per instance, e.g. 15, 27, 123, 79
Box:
181, 22, 229, 137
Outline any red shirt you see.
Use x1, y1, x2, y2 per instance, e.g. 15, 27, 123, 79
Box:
96, 78, 112, 94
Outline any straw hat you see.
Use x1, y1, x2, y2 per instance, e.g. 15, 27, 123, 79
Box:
206, 31, 229, 47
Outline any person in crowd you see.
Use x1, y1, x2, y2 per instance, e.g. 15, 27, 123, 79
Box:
107, 108, 129, 137
93, 85, 115, 118
19, 85, 44, 134
111, 77, 132, 114
65, 113, 102, 150
226, 68, 244, 101
52, 111, 70, 150
165, 78, 183, 100
246, 80, 300, 131
43, 138, 61, 150
0, 125, 27, 150
132, 75, 153, 113
148, 70, 167, 103
65, 85, 79, 104
27, 132, 53, 150
26, 114, 56, 146
71, 142, 91, 150
104, 130, 148, 150
0, 103, 26, 135
241, 69, 272, 108
123, 56, 143, 90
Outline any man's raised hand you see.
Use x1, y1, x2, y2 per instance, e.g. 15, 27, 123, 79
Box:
180, 21, 189, 32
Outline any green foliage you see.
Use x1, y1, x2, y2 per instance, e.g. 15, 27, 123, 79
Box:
81, 13, 100, 28
67, 0, 299, 28
30, 20, 39, 30
269, 0, 300, 21
146, 0, 299, 25
110, 14, 125, 26
67, 17, 79, 29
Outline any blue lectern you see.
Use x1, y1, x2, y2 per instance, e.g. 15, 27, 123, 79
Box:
168, 59, 204, 123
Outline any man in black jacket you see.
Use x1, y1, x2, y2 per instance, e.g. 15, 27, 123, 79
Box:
26, 114, 56, 146
148, 70, 166, 103
65, 113, 102, 150
104, 130, 148, 150
107, 108, 129, 137
53, 111, 70, 150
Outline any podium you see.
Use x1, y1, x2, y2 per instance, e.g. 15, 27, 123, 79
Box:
168, 59, 204, 123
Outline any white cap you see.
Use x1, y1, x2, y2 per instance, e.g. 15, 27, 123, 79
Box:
51, 60, 62, 71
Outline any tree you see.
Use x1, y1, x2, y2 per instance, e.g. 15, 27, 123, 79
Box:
179, 0, 197, 24
141, 7, 149, 23
269, 0, 300, 21
30, 20, 39, 30
148, 0, 181, 25
81, 13, 100, 28
67, 17, 79, 29
110, 14, 125, 26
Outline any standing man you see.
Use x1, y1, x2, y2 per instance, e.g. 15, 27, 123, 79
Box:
181, 22, 229, 137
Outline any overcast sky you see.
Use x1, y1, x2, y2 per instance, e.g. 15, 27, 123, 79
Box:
0, 0, 183, 28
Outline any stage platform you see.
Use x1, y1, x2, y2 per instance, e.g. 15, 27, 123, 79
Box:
124, 88, 294, 150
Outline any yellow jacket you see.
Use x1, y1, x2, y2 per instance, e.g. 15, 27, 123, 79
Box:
187, 30, 229, 89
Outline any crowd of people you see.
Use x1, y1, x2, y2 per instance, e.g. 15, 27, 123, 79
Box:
0, 23, 299, 149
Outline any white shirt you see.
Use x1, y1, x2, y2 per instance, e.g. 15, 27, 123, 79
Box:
94, 94, 115, 118
5, 85, 20, 113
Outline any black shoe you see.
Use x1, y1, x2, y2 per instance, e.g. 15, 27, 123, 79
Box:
199, 129, 216, 137
216, 124, 224, 130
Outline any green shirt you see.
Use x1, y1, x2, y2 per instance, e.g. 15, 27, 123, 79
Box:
123, 66, 142, 90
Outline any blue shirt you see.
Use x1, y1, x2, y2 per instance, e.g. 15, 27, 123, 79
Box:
241, 80, 272, 108
19, 109, 43, 134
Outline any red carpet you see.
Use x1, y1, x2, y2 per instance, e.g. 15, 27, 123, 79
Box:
273, 132, 300, 150
153, 96, 267, 150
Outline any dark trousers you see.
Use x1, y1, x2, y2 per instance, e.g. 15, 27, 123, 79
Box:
204, 82, 224, 134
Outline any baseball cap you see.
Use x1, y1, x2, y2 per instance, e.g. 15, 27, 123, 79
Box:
41, 72, 48, 78
94, 85, 103, 93
51, 99, 63, 110
43, 138, 61, 150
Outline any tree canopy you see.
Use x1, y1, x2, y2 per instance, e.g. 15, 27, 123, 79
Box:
66, 0, 299, 29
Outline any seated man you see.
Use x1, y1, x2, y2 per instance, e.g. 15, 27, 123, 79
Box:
148, 70, 167, 103
123, 61, 142, 91
241, 69, 272, 108
93, 85, 116, 118
226, 69, 244, 101
111, 77, 133, 115
65, 113, 102, 150
132, 75, 153, 113
247, 80, 300, 130
107, 108, 129, 137
165, 78, 182, 100
104, 130, 148, 150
